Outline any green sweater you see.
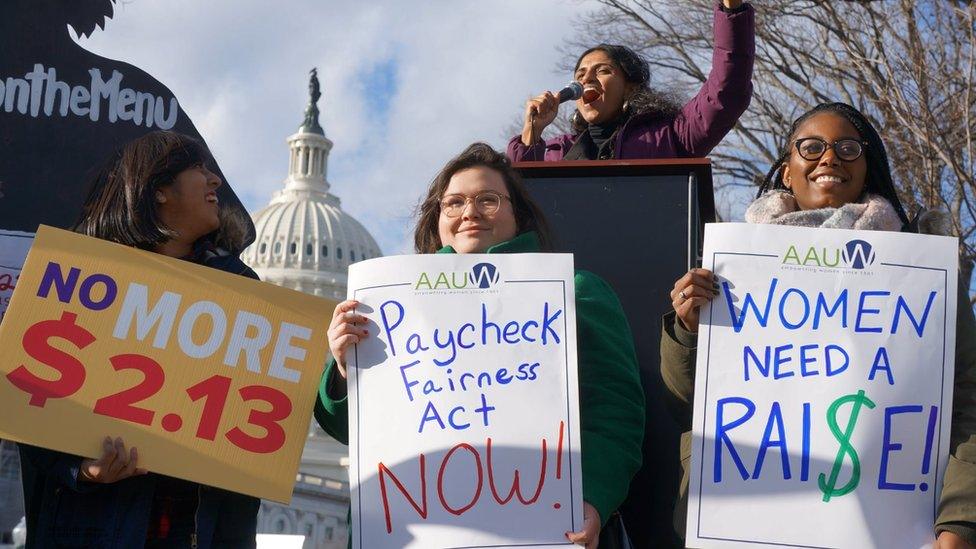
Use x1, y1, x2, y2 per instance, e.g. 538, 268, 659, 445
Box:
313, 231, 645, 526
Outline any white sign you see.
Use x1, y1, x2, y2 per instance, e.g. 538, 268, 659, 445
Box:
0, 230, 33, 324
347, 254, 583, 549
255, 534, 305, 549
688, 223, 958, 548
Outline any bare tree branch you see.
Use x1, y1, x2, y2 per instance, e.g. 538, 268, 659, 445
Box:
559, 0, 976, 297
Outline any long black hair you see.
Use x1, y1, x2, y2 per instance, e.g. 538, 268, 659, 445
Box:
570, 44, 680, 134
757, 102, 910, 226
74, 131, 210, 250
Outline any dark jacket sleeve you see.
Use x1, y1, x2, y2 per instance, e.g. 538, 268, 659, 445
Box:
313, 357, 349, 445
660, 311, 699, 417
18, 444, 97, 493
506, 133, 576, 162
936, 284, 976, 544
659, 310, 700, 536
670, 3, 755, 157
506, 135, 548, 162
574, 271, 645, 525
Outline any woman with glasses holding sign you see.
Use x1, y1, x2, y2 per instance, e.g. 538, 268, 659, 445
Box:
507, 0, 754, 162
18, 131, 260, 548
661, 102, 976, 548
316, 143, 645, 548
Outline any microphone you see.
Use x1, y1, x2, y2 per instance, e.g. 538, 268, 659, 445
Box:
529, 82, 583, 125
556, 81, 583, 103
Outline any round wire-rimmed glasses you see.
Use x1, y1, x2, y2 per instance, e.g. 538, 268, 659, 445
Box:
794, 137, 868, 162
439, 191, 511, 218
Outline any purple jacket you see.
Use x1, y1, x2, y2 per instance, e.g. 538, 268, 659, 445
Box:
507, 3, 755, 162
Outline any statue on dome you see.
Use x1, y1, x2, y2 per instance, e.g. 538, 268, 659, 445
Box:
301, 68, 323, 134
309, 68, 321, 104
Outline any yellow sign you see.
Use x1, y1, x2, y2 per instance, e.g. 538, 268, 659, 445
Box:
0, 226, 335, 502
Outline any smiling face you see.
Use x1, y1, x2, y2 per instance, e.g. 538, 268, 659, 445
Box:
782, 113, 868, 210
156, 164, 222, 245
437, 166, 518, 254
574, 49, 632, 126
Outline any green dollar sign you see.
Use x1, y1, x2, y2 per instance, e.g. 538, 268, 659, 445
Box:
818, 389, 876, 502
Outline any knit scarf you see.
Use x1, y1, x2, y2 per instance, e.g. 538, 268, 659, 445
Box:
744, 190, 903, 232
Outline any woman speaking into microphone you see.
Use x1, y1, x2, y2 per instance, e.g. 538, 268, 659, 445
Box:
507, 0, 755, 162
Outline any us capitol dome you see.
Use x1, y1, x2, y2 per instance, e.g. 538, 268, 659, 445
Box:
243, 69, 380, 298
245, 69, 378, 548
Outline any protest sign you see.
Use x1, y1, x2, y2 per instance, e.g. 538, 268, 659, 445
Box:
0, 230, 32, 324
0, 226, 334, 502
346, 254, 583, 549
687, 223, 959, 548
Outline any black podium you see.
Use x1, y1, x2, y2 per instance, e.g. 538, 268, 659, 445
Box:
516, 158, 715, 549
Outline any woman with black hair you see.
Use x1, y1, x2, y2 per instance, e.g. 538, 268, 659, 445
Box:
316, 143, 645, 548
507, 0, 754, 162
18, 130, 260, 548
661, 102, 976, 548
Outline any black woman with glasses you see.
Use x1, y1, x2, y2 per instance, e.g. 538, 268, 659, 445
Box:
661, 102, 976, 548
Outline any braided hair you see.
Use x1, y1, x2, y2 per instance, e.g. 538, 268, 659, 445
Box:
757, 102, 910, 226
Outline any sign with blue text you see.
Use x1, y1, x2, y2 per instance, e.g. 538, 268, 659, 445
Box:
347, 254, 583, 549
687, 223, 958, 548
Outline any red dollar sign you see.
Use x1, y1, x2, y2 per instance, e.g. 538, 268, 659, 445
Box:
7, 311, 95, 407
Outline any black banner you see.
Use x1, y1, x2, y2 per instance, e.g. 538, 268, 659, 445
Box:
0, 1, 254, 249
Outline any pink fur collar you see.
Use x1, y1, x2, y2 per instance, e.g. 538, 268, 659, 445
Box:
745, 190, 903, 232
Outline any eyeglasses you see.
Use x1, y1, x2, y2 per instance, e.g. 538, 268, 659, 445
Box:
794, 138, 868, 162
439, 191, 511, 218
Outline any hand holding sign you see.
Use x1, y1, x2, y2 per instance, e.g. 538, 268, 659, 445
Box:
564, 502, 600, 548
79, 436, 147, 484
670, 268, 720, 333
328, 299, 368, 379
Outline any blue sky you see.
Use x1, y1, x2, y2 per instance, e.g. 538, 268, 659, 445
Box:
79, 0, 598, 255
361, 58, 398, 123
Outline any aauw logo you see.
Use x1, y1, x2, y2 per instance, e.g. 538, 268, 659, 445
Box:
782, 239, 876, 270
842, 239, 875, 269
470, 262, 500, 289
415, 262, 501, 291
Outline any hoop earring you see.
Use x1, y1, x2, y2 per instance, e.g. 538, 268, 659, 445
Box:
622, 100, 630, 114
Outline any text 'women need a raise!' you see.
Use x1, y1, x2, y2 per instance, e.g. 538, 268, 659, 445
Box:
711, 275, 944, 499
